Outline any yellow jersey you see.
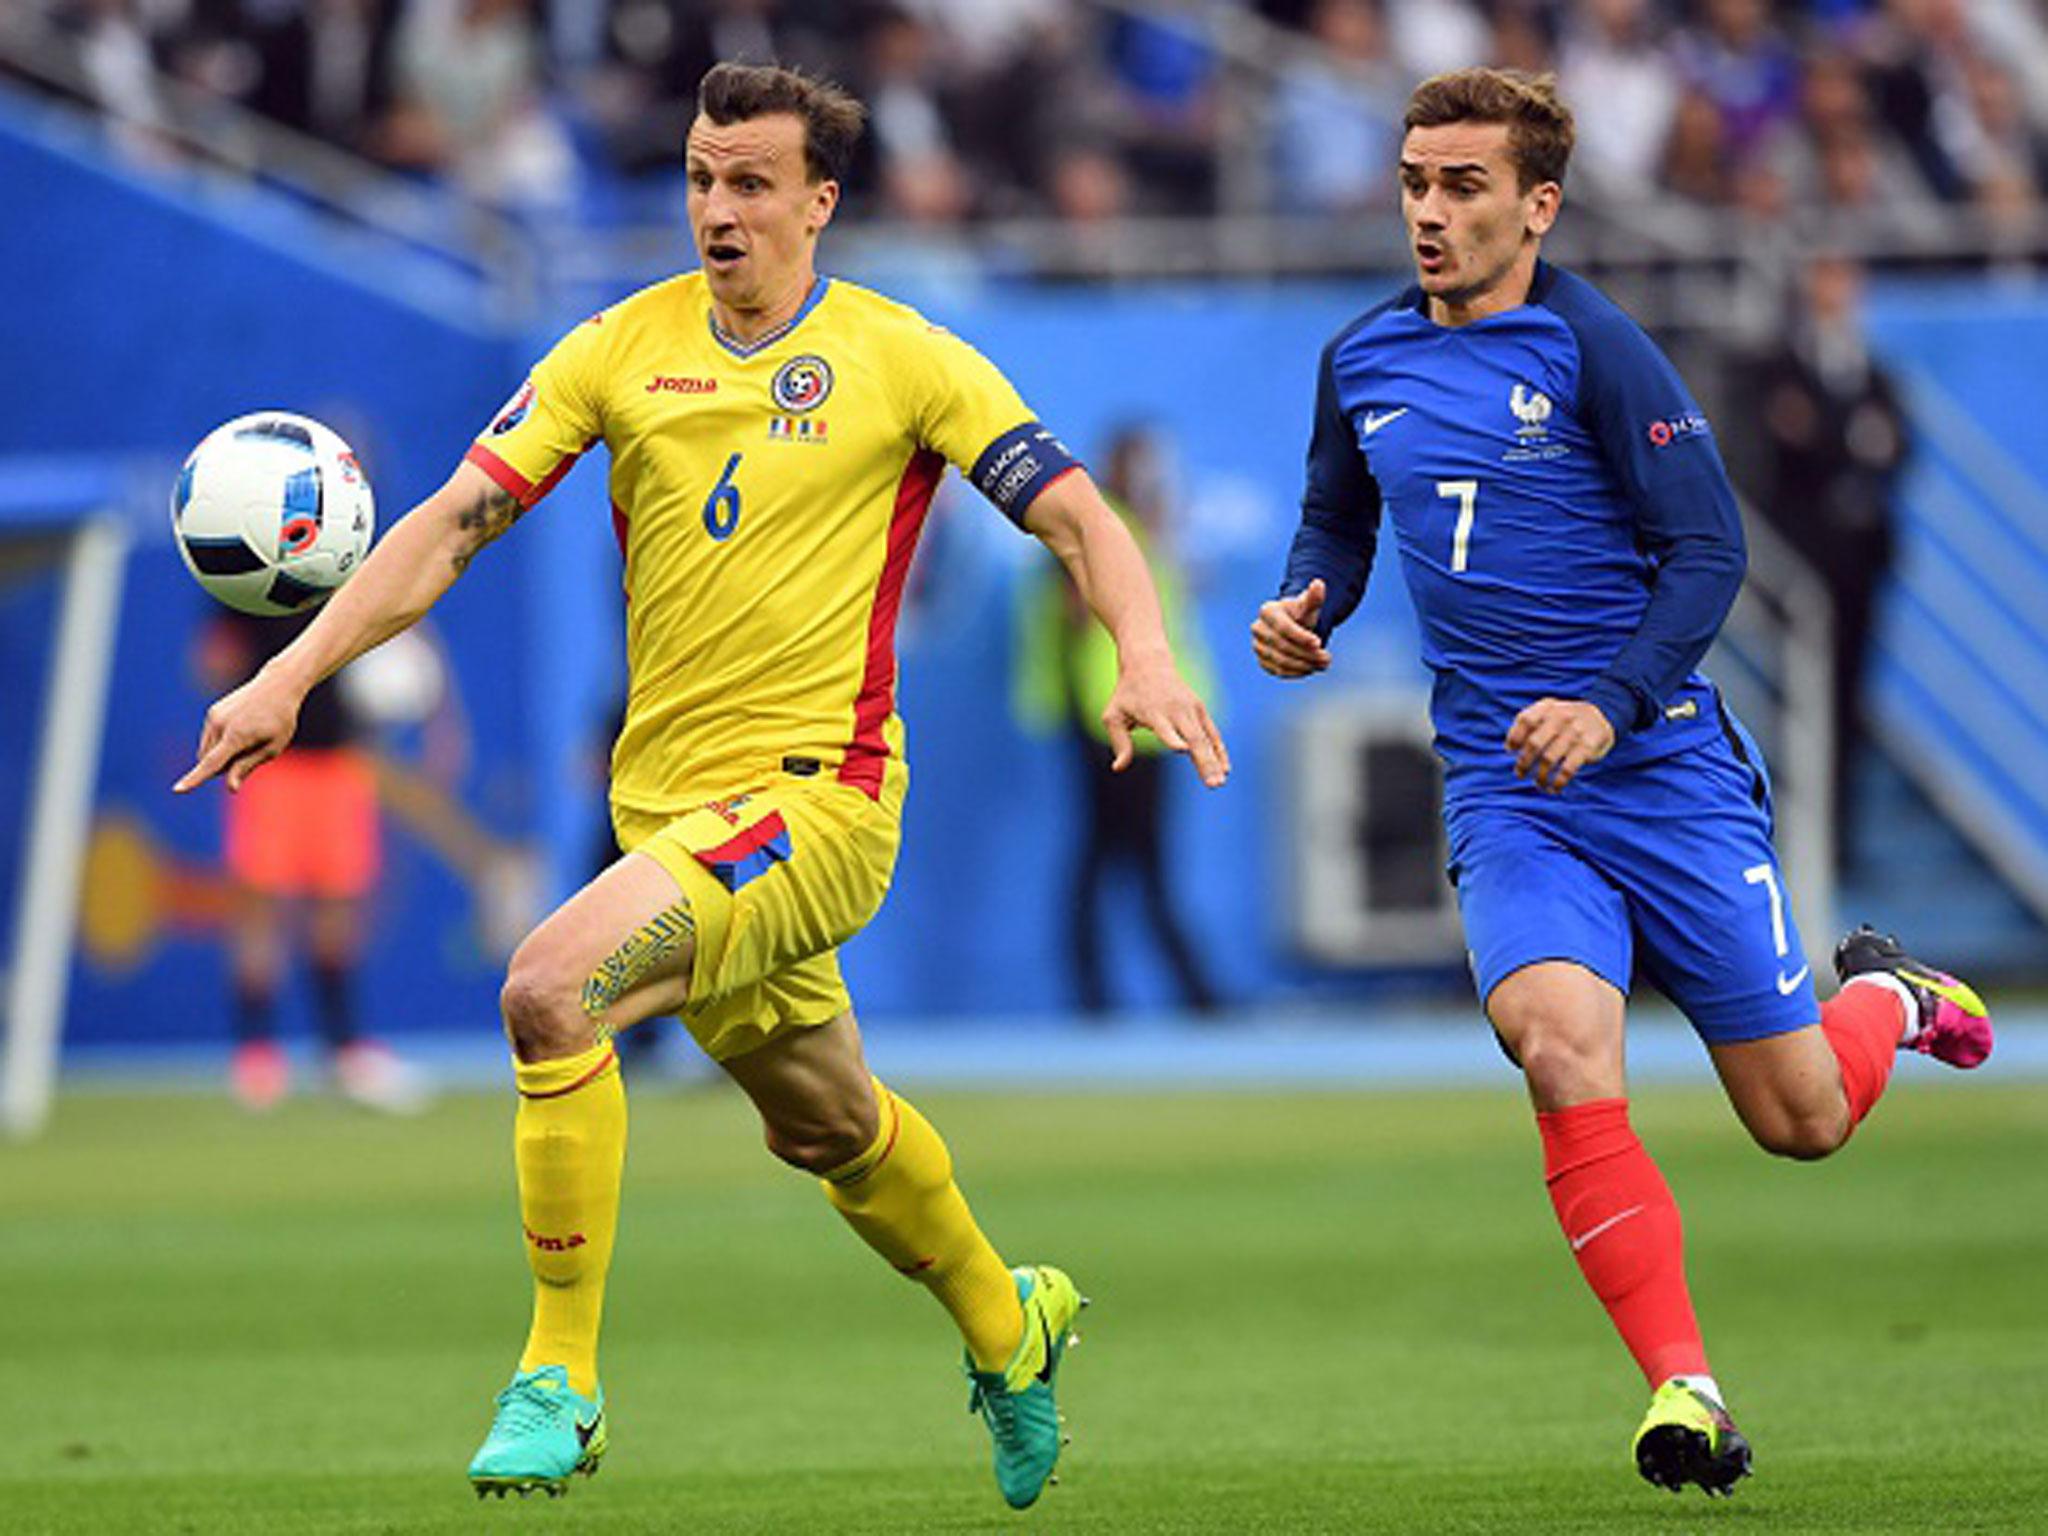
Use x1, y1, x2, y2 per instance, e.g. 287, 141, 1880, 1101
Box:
466, 273, 1076, 814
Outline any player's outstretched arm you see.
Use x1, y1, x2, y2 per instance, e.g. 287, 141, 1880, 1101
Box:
174, 460, 521, 794
1024, 469, 1229, 788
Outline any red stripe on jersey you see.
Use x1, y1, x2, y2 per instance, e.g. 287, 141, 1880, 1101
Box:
530, 443, 591, 505
464, 443, 532, 502
699, 810, 790, 865
840, 449, 945, 799
464, 440, 591, 510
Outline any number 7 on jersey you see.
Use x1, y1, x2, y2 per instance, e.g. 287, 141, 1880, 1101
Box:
1436, 479, 1478, 574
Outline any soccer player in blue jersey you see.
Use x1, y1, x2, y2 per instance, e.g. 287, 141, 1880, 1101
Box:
1253, 67, 1994, 1497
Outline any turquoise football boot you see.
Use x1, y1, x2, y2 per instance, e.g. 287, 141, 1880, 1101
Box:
965, 1265, 1086, 1510
468, 1365, 607, 1498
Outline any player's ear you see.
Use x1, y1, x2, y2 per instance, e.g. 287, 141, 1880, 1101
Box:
1525, 180, 1561, 239
807, 177, 839, 236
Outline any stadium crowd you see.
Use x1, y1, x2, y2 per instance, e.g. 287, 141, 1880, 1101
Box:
13, 0, 2048, 238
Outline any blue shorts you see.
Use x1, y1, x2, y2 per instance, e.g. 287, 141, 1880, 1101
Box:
1445, 714, 1819, 1044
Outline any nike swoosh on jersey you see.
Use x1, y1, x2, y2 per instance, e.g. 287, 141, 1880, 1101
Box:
1362, 408, 1410, 435
1776, 965, 1812, 996
1569, 1203, 1646, 1252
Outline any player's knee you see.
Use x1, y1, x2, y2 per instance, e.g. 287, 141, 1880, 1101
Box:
1751, 1106, 1851, 1161
499, 958, 599, 1062
762, 1106, 876, 1175
1511, 1022, 1615, 1102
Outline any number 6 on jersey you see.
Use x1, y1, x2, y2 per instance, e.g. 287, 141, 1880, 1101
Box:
703, 452, 743, 541
1436, 479, 1478, 574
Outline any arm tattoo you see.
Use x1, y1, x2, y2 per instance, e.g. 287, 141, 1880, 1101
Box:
450, 483, 525, 575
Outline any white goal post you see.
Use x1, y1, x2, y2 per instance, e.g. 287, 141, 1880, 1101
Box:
1, 464, 131, 1139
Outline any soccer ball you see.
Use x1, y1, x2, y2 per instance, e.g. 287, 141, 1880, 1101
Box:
171, 411, 375, 616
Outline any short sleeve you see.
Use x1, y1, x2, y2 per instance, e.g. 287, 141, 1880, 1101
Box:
465, 315, 608, 508
902, 323, 1080, 525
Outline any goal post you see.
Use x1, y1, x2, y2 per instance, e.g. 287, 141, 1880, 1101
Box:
1, 461, 131, 1139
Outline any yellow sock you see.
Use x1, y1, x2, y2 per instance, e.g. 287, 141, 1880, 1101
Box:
822, 1080, 1023, 1371
512, 1041, 626, 1397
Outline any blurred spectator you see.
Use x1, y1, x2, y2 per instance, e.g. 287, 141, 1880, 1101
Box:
1957, 56, 2048, 217
1662, 87, 1733, 205
1013, 423, 1219, 1019
1269, 0, 1400, 216
1381, 0, 1488, 83
1486, 0, 1554, 76
1855, 0, 1988, 201
383, 0, 576, 210
1742, 255, 1907, 872
587, 0, 838, 180
194, 607, 430, 1113
1046, 140, 1130, 223
1559, 0, 1680, 201
1674, 0, 1801, 163
58, 0, 176, 160
169, 0, 397, 156
860, 5, 972, 224
1102, 8, 1220, 213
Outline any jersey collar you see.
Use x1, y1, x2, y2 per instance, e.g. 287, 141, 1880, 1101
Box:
707, 275, 831, 359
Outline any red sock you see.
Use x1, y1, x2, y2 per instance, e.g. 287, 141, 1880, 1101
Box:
1820, 980, 1906, 1129
1538, 1098, 1707, 1387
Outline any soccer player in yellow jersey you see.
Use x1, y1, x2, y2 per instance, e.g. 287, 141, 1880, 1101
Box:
175, 61, 1228, 1511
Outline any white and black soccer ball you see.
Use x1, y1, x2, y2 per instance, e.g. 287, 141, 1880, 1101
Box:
171, 411, 375, 616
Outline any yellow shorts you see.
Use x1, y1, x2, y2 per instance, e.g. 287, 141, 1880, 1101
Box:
613, 773, 901, 1062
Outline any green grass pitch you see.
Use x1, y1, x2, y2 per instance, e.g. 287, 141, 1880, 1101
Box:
3, 1080, 2044, 1533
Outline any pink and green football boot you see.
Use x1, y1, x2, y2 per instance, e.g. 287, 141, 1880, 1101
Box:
1834, 925, 1993, 1068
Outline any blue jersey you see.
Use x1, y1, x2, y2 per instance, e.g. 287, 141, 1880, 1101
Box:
1281, 262, 1748, 795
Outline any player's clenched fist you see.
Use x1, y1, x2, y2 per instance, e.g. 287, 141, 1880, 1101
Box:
174, 670, 305, 794
1505, 697, 1615, 793
1250, 578, 1331, 678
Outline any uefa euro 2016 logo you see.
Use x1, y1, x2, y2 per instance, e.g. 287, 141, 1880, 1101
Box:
771, 355, 834, 413
490, 379, 536, 436
1509, 382, 1553, 440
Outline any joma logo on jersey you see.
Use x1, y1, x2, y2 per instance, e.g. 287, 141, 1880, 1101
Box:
646, 375, 717, 394
1509, 383, 1553, 439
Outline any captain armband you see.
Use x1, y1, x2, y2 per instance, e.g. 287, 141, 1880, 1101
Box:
968, 421, 1081, 526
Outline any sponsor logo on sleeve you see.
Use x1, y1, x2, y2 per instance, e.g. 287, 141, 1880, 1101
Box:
1646, 411, 1711, 448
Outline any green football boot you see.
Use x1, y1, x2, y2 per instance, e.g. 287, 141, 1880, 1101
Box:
965, 1264, 1086, 1510
467, 1365, 607, 1498
1633, 1379, 1751, 1497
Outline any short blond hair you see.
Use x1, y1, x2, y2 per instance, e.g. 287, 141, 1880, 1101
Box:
1403, 68, 1575, 190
